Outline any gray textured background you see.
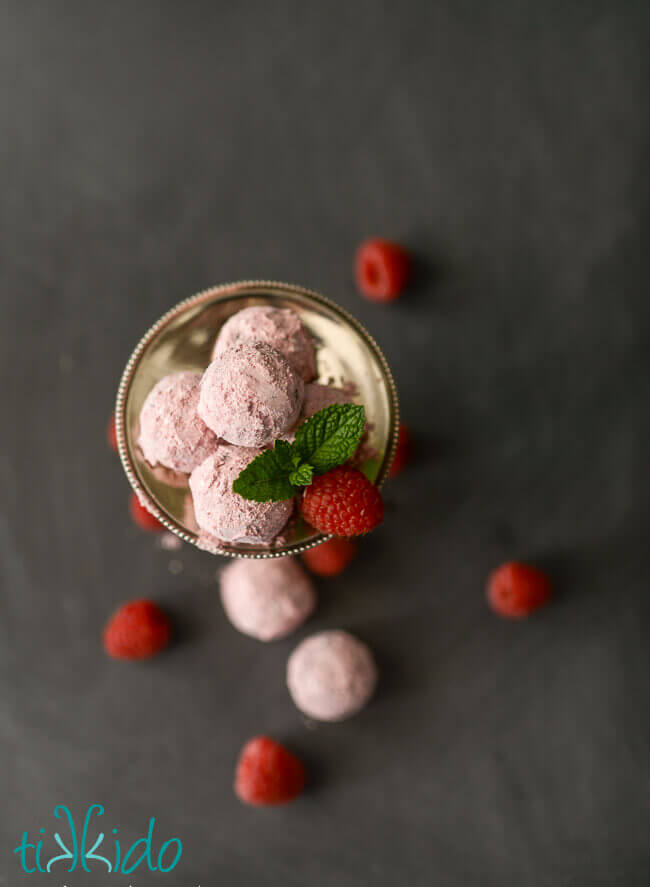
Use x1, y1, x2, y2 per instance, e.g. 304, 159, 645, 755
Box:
1, 1, 649, 885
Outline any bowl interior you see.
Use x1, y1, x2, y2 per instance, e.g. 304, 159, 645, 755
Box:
117, 282, 399, 557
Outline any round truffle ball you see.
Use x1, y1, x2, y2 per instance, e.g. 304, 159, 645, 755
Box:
280, 383, 355, 443
213, 306, 316, 381
220, 558, 316, 641
302, 383, 354, 418
198, 342, 304, 448
138, 372, 219, 473
189, 447, 293, 545
286, 630, 378, 721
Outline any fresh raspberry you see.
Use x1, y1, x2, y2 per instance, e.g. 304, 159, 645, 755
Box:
234, 736, 306, 806
302, 537, 358, 577
355, 238, 411, 302
103, 600, 172, 660
301, 467, 384, 537
107, 415, 118, 452
486, 562, 551, 619
389, 424, 412, 477
129, 492, 165, 532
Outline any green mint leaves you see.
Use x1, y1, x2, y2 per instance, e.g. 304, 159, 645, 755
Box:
293, 403, 366, 473
289, 463, 314, 487
231, 445, 297, 503
232, 403, 365, 502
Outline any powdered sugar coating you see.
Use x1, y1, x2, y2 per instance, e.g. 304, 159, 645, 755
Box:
302, 383, 354, 418
198, 342, 304, 448
138, 372, 219, 473
220, 558, 316, 641
280, 383, 357, 443
212, 306, 316, 381
189, 446, 293, 545
286, 630, 378, 721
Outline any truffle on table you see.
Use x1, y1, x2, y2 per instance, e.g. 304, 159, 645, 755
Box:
220, 558, 316, 641
287, 630, 378, 721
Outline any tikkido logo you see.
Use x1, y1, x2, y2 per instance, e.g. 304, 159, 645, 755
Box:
14, 804, 183, 875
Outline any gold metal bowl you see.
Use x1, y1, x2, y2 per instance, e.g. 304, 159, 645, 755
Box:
115, 281, 400, 558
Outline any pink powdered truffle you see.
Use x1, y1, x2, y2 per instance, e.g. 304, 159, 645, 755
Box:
138, 372, 219, 473
286, 630, 378, 721
212, 306, 316, 381
189, 446, 293, 545
220, 558, 316, 641
280, 383, 356, 443
198, 342, 304, 448
302, 383, 354, 419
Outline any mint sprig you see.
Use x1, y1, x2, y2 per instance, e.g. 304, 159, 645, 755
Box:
293, 403, 365, 473
289, 463, 314, 487
231, 443, 297, 502
232, 403, 365, 502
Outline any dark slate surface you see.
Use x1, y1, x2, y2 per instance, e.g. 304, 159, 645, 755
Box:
1, 2, 648, 885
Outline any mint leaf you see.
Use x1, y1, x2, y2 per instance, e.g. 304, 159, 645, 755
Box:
232, 449, 296, 502
289, 464, 313, 487
294, 403, 365, 474
232, 402, 366, 502
273, 438, 294, 470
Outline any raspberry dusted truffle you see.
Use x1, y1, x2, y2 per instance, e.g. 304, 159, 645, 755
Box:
287, 630, 378, 721
213, 305, 316, 381
198, 342, 304, 448
189, 446, 293, 545
280, 384, 355, 443
138, 372, 219, 473
220, 558, 316, 641
302, 383, 354, 418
